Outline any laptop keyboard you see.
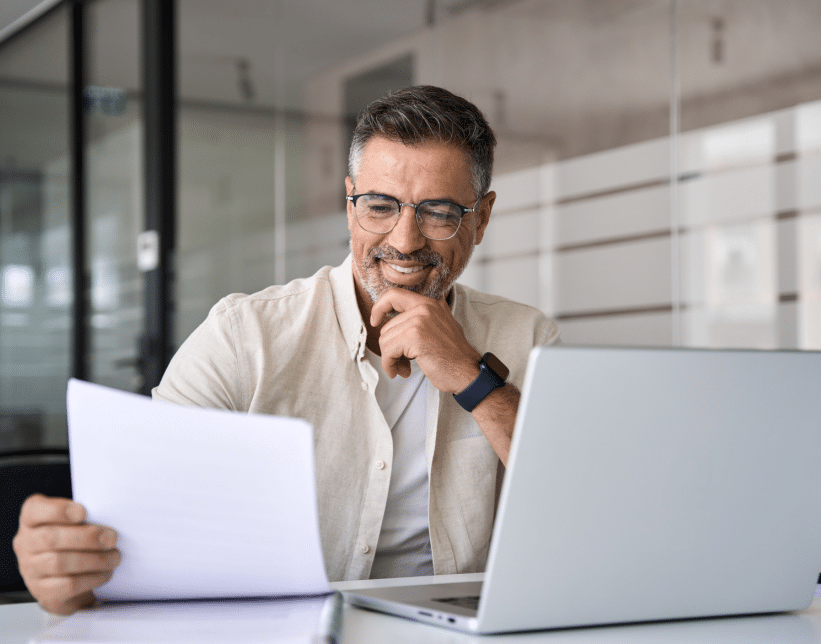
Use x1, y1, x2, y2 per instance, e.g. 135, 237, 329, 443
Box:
432, 595, 481, 611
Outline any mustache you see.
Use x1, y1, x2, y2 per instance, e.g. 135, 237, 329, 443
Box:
366, 245, 444, 267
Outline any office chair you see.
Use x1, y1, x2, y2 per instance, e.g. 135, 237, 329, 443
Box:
0, 448, 72, 596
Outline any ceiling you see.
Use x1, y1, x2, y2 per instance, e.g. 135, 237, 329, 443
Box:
3, 0, 820, 109
2, 0, 821, 171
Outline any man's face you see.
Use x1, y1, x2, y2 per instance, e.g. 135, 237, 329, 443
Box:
345, 136, 494, 308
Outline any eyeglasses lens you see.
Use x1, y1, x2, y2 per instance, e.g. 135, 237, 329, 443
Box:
416, 202, 461, 240
355, 195, 398, 234
354, 195, 462, 240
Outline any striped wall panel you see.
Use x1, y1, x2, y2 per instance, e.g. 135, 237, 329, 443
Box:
284, 100, 821, 350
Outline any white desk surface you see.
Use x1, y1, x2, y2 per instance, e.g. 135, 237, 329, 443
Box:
4, 577, 821, 644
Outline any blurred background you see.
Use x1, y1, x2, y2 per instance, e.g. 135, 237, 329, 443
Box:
1, 0, 820, 451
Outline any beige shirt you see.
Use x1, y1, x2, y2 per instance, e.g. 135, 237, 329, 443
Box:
153, 255, 559, 581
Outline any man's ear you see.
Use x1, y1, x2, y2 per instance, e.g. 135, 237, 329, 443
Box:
473, 191, 495, 245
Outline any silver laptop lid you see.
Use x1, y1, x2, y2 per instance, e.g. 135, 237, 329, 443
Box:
479, 346, 821, 632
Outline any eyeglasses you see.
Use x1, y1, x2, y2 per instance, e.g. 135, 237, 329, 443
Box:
346, 193, 481, 241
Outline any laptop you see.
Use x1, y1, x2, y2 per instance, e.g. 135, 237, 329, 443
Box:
344, 346, 821, 634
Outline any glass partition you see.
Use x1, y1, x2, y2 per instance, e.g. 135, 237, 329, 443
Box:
174, 0, 677, 347
174, 0, 422, 344
676, 0, 821, 350
0, 5, 71, 449
3, 0, 821, 413
84, 0, 144, 391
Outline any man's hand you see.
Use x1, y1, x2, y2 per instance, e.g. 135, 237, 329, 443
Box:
370, 287, 520, 466
371, 288, 481, 393
12, 494, 120, 615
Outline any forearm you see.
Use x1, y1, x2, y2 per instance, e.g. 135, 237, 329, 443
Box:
471, 382, 520, 467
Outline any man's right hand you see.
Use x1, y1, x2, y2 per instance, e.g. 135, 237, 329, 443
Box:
12, 494, 121, 615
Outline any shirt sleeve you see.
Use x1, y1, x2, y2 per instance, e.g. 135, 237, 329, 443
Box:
535, 311, 562, 348
152, 297, 245, 411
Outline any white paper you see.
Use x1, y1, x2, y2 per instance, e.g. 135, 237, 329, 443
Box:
67, 379, 331, 601
31, 596, 328, 643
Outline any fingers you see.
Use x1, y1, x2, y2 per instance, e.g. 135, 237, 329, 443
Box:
20, 493, 86, 528
38, 581, 108, 616
371, 286, 479, 391
371, 288, 435, 328
19, 550, 119, 616
13, 494, 119, 616
24, 522, 118, 553
372, 289, 432, 377
377, 312, 420, 379
382, 354, 412, 379
28, 549, 121, 578
376, 296, 480, 392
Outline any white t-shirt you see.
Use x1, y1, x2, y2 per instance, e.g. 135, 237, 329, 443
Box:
365, 349, 434, 579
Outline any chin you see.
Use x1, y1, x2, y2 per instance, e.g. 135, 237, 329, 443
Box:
353, 242, 471, 304
360, 263, 453, 304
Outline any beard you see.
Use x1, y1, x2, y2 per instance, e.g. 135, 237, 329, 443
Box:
356, 243, 471, 305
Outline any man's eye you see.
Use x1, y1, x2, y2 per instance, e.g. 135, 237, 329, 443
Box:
367, 204, 396, 216
421, 204, 459, 223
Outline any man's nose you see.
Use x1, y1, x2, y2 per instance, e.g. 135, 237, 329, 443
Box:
386, 204, 426, 254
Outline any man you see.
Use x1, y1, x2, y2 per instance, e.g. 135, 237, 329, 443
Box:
13, 85, 559, 615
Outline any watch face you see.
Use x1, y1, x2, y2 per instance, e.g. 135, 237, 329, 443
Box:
483, 352, 510, 381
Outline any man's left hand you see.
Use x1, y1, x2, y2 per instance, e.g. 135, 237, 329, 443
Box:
370, 288, 481, 393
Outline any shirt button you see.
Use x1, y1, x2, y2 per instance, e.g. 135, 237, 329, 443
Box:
361, 544, 370, 554
375, 461, 385, 470
361, 381, 368, 390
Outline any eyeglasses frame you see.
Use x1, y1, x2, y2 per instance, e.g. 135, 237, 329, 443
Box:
346, 192, 483, 241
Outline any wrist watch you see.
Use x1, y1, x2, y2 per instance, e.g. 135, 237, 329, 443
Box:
453, 352, 510, 412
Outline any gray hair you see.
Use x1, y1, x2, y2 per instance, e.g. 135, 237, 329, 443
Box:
348, 85, 496, 198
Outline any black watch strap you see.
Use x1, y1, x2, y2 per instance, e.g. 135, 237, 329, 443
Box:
453, 352, 510, 413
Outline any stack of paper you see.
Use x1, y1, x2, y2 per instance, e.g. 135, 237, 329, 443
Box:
66, 379, 331, 601
32, 596, 330, 643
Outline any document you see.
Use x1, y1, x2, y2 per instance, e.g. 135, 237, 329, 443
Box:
31, 595, 331, 643
67, 379, 331, 601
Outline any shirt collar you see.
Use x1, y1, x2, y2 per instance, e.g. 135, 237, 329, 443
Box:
330, 254, 368, 362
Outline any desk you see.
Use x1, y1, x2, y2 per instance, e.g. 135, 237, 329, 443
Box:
4, 579, 821, 643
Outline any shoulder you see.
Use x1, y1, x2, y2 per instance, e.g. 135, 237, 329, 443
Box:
153, 264, 340, 410
453, 283, 560, 346
455, 283, 558, 331
206, 264, 335, 323
456, 282, 537, 311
